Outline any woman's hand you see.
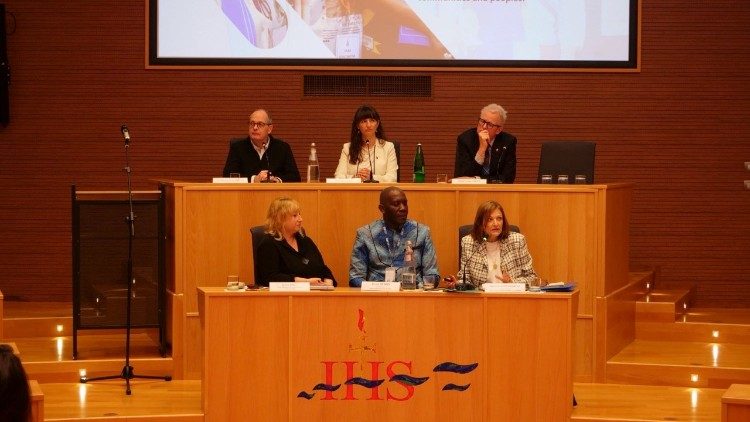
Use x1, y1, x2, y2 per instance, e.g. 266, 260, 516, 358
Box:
356, 168, 371, 181
494, 273, 512, 283
441, 275, 458, 289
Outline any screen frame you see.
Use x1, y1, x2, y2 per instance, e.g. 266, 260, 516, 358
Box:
145, 0, 641, 72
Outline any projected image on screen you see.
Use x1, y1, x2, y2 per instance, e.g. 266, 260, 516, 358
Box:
150, 0, 638, 69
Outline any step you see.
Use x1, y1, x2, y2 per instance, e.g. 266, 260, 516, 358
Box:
635, 288, 694, 323
723, 384, 750, 422
3, 301, 72, 338
637, 308, 750, 344
40, 380, 202, 421
12, 332, 172, 383
637, 320, 750, 344
572, 382, 724, 422
607, 339, 750, 388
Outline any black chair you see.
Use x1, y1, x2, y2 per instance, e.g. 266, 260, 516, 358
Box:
536, 141, 596, 184
391, 140, 401, 182
457, 224, 520, 266
250, 225, 265, 285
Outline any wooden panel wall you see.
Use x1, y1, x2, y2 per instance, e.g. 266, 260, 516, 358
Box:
0, 1, 748, 306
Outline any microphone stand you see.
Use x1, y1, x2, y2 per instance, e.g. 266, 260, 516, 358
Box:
81, 126, 171, 395
260, 148, 275, 183
456, 238, 484, 291
362, 139, 379, 183
488, 144, 508, 184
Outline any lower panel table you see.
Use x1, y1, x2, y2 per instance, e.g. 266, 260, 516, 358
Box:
198, 287, 578, 421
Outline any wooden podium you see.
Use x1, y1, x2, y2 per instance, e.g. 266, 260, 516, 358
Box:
162, 182, 631, 383
198, 287, 579, 421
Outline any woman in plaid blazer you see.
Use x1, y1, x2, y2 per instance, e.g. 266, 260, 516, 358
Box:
449, 200, 538, 288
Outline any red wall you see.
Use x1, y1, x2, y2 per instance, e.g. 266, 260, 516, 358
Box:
0, 1, 748, 306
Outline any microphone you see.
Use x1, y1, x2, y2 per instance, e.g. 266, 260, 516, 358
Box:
362, 139, 379, 183
456, 236, 486, 291
261, 146, 274, 183
121, 125, 130, 146
488, 144, 508, 184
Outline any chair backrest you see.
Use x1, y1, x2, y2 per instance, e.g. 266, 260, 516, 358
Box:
537, 141, 596, 184
457, 224, 520, 266
250, 225, 265, 284
391, 140, 401, 182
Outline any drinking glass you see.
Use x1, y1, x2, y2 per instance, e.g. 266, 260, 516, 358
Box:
528, 276, 542, 292
557, 174, 569, 184
226, 275, 240, 290
385, 267, 397, 283
540, 174, 553, 184
436, 174, 448, 183
422, 274, 438, 290
574, 175, 587, 184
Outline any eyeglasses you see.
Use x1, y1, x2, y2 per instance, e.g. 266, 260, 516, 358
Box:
478, 118, 502, 130
249, 121, 271, 129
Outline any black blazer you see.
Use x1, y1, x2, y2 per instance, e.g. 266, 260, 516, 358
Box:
453, 129, 517, 183
222, 135, 301, 182
256, 233, 336, 286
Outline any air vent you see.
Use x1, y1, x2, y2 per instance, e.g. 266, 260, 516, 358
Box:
304, 75, 431, 97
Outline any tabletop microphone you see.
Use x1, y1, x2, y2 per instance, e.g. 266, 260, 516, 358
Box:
456, 236, 486, 291
262, 147, 274, 183
121, 125, 130, 146
489, 144, 509, 184
363, 139, 379, 183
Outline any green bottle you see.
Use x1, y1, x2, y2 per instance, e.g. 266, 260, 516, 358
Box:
413, 143, 425, 183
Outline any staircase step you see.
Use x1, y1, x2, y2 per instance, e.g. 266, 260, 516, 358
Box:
635, 289, 693, 323
572, 382, 724, 422
11, 332, 171, 383
3, 301, 72, 338
637, 307, 750, 343
607, 339, 750, 388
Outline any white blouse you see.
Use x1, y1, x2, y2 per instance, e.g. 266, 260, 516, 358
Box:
334, 140, 399, 182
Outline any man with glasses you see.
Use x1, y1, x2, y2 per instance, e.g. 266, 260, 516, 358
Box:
223, 109, 301, 182
453, 104, 517, 183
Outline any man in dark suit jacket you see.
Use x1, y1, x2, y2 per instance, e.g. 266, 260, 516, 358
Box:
222, 109, 301, 182
453, 104, 517, 183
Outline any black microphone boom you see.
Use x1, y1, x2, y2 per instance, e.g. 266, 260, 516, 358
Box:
121, 125, 130, 146
362, 139, 379, 183
261, 148, 274, 183
456, 236, 486, 291
488, 143, 509, 184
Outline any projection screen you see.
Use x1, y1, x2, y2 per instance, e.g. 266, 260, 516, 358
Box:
148, 0, 639, 70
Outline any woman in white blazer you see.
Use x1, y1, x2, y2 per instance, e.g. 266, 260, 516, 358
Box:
334, 105, 398, 182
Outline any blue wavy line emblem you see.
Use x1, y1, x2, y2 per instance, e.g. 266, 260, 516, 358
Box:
345, 377, 385, 388
433, 362, 478, 374
442, 383, 471, 391
389, 374, 430, 386
312, 383, 341, 392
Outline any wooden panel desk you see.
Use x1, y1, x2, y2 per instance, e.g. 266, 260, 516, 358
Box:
198, 287, 578, 422
162, 182, 631, 382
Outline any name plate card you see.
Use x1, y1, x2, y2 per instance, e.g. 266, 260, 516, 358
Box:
212, 177, 248, 183
361, 281, 401, 292
482, 283, 527, 293
450, 178, 487, 185
326, 178, 362, 184
269, 282, 311, 292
